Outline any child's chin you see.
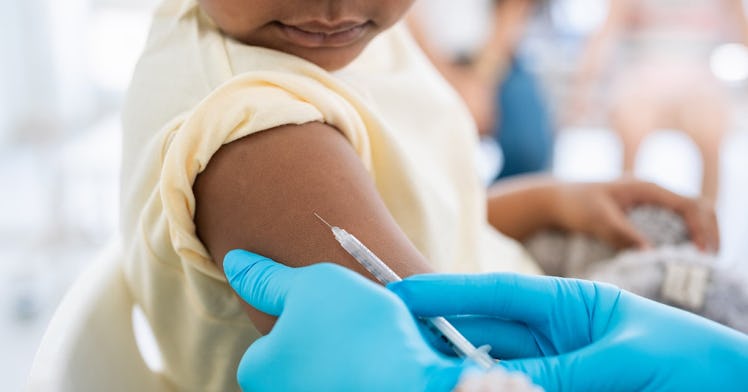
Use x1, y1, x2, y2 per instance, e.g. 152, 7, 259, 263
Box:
294, 44, 369, 71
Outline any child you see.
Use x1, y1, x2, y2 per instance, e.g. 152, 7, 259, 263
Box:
121, 0, 717, 389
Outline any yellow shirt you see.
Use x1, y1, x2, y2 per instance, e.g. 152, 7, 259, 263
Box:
121, 0, 539, 390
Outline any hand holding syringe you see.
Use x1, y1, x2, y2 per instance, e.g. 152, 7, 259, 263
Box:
314, 213, 496, 370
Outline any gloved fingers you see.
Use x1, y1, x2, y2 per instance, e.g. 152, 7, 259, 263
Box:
389, 273, 557, 324
417, 316, 544, 359
501, 343, 636, 392
223, 249, 297, 316
446, 316, 549, 359
236, 335, 273, 391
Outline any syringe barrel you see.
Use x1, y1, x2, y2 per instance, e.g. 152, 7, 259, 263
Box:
333, 227, 401, 284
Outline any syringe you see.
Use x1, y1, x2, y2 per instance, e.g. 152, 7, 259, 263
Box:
314, 213, 495, 370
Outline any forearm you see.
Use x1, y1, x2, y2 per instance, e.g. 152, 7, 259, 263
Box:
486, 175, 560, 240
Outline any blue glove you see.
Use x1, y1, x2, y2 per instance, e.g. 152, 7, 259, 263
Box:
223, 250, 466, 392
390, 273, 748, 391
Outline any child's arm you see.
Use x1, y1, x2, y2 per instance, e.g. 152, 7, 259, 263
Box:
487, 176, 719, 251
472, 0, 534, 85
486, 175, 559, 241
194, 121, 433, 333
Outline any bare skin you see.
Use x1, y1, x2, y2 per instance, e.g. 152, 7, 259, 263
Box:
486, 175, 719, 251
198, 0, 414, 71
194, 122, 432, 332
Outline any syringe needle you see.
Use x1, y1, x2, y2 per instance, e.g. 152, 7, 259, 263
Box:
313, 212, 333, 229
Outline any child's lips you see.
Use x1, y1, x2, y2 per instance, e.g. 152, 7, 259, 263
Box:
277, 21, 370, 48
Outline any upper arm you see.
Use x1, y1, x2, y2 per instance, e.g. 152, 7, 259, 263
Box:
193, 121, 432, 332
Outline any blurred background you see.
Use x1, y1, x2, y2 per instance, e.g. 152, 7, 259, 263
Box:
1, 0, 746, 390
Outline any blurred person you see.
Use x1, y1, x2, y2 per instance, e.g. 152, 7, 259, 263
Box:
408, 0, 555, 181
573, 0, 748, 201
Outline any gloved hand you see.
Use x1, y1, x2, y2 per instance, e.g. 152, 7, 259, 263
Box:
223, 250, 466, 392
390, 273, 748, 391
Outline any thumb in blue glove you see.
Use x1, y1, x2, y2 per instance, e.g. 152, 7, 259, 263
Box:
390, 273, 748, 391
223, 249, 466, 392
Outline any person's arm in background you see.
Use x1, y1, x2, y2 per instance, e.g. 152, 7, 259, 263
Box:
567, 0, 628, 124
486, 176, 720, 251
486, 175, 559, 241
407, 1, 536, 136
406, 8, 498, 135
193, 122, 433, 333
472, 0, 535, 86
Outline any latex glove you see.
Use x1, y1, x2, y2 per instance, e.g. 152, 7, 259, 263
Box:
223, 250, 465, 392
551, 178, 719, 252
390, 273, 748, 391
